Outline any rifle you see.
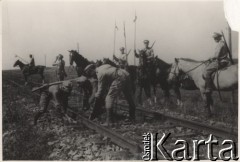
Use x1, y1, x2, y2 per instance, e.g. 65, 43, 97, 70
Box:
150, 41, 156, 49
32, 78, 81, 92
127, 49, 131, 55
221, 31, 234, 64
32, 81, 63, 92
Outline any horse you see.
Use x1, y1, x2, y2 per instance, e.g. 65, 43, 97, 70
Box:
69, 50, 91, 76
168, 58, 238, 116
154, 57, 184, 106
13, 60, 45, 85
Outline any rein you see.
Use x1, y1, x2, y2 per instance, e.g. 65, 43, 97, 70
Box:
171, 59, 209, 76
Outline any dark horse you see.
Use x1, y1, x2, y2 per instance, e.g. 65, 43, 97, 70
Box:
69, 50, 92, 76
137, 50, 185, 106
13, 60, 45, 85
154, 57, 183, 106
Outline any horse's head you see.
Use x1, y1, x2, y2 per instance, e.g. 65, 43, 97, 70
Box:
69, 50, 77, 66
168, 58, 181, 82
13, 60, 20, 67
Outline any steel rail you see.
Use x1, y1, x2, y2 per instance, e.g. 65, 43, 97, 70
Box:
118, 103, 238, 140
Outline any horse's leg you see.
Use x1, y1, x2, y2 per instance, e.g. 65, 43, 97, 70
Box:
138, 86, 143, 105
174, 86, 183, 107
152, 83, 157, 104
24, 74, 28, 86
201, 91, 212, 117
145, 82, 152, 105
41, 74, 45, 84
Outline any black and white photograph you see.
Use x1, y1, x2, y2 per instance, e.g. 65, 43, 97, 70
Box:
2, 0, 239, 160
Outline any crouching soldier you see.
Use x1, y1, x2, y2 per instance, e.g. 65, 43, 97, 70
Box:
84, 64, 136, 126
33, 80, 74, 125
74, 75, 98, 110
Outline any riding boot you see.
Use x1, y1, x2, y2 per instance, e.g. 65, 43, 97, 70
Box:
204, 78, 213, 94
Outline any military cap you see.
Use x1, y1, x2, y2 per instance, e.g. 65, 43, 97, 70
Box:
143, 40, 149, 44
212, 32, 222, 39
119, 47, 125, 51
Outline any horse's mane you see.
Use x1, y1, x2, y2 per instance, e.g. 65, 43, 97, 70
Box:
155, 57, 171, 69
179, 58, 202, 63
103, 58, 118, 68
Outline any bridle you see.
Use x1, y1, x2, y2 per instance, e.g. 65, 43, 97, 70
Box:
170, 59, 210, 78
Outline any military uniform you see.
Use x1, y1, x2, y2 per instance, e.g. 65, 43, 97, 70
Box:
135, 40, 154, 65
53, 54, 67, 81
203, 33, 230, 93
29, 57, 35, 67
85, 64, 135, 125
113, 47, 128, 69
114, 53, 128, 69
28, 55, 35, 74
34, 81, 73, 125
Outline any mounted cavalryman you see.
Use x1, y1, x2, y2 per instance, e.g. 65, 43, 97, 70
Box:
28, 54, 35, 74
53, 54, 67, 81
203, 32, 230, 94
134, 40, 155, 66
113, 47, 128, 69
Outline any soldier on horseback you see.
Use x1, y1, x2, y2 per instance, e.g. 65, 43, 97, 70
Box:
134, 40, 155, 65
28, 54, 35, 74
203, 32, 230, 94
113, 47, 128, 69
53, 54, 67, 81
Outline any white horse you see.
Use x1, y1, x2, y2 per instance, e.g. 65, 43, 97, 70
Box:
168, 58, 238, 116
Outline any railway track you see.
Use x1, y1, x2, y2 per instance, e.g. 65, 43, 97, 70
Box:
117, 103, 238, 140
4, 78, 238, 160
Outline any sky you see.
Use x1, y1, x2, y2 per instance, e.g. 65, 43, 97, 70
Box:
2, 0, 239, 70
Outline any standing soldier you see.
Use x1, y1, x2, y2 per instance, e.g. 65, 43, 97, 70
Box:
84, 64, 135, 126
53, 54, 67, 81
134, 40, 154, 64
203, 32, 230, 94
113, 47, 129, 69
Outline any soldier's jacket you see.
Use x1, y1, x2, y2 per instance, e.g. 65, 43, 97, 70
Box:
114, 53, 128, 67
142, 47, 154, 60
95, 64, 129, 98
214, 40, 229, 63
56, 60, 65, 74
29, 58, 35, 67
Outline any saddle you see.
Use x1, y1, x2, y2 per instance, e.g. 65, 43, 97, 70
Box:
203, 63, 230, 81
